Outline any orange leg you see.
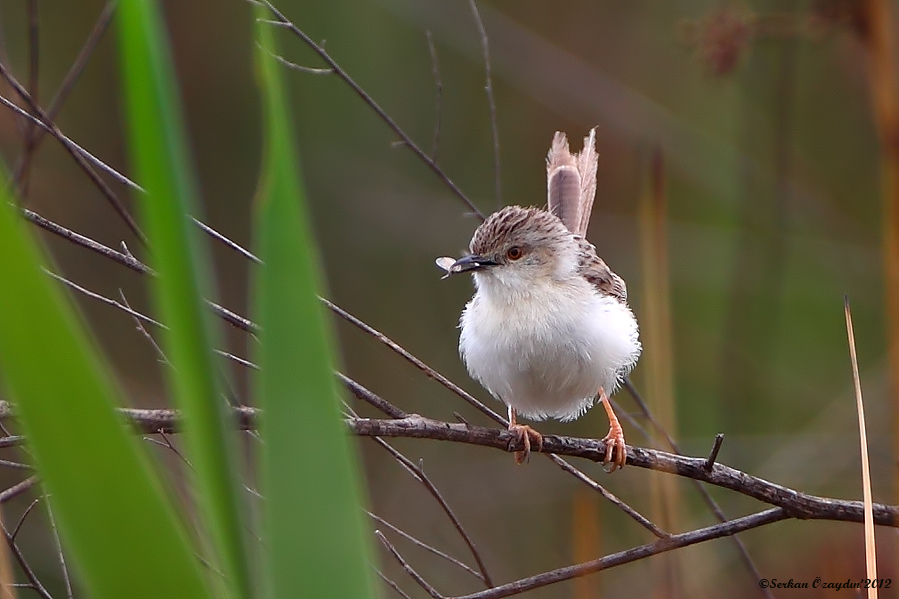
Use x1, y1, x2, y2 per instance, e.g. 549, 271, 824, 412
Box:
508, 405, 543, 464
600, 387, 627, 471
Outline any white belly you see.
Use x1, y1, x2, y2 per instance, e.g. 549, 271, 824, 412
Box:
459, 282, 640, 422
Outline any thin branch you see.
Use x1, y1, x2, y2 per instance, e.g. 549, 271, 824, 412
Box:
256, 43, 334, 75
44, 502, 74, 599
11, 499, 40, 541
376, 531, 445, 599
15, 0, 41, 198
0, 519, 53, 599
14, 0, 117, 191
193, 217, 262, 264
0, 478, 38, 505
368, 511, 485, 583
0, 67, 145, 242
339, 373, 407, 419
120, 291, 169, 364
256, 0, 484, 220
467, 0, 501, 207
452, 509, 788, 599
376, 569, 414, 599
322, 297, 502, 425
47, 270, 164, 328
23, 207, 152, 274
544, 453, 667, 539
373, 437, 494, 588
623, 378, 769, 596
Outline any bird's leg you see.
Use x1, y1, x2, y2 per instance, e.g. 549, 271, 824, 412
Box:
599, 388, 627, 471
507, 405, 543, 464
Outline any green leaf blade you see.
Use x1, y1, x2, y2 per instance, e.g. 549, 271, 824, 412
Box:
117, 2, 251, 597
0, 187, 213, 599
253, 13, 379, 599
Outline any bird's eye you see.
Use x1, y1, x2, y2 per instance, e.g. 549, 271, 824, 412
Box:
506, 246, 523, 260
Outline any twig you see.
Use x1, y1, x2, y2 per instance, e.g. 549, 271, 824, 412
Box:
0, 520, 53, 599
368, 511, 484, 583
13, 1, 117, 192
704, 433, 725, 472
11, 499, 40, 541
545, 453, 667, 539
467, 0, 501, 207
47, 270, 164, 328
339, 373, 407, 419
0, 478, 38, 505
322, 298, 502, 425
256, 43, 334, 75
44, 502, 74, 599
23, 207, 152, 274
120, 291, 169, 364
256, 0, 484, 220
623, 378, 769, 596
373, 437, 493, 587
14, 0, 40, 198
193, 217, 262, 264
0, 65, 145, 242
376, 530, 445, 599
376, 569, 414, 599
452, 509, 788, 599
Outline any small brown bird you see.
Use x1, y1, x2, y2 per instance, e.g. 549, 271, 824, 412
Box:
437, 130, 640, 470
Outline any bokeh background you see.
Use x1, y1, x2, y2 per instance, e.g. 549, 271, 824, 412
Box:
0, 0, 896, 597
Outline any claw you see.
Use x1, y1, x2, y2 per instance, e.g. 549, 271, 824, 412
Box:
600, 387, 627, 472
507, 406, 543, 464
509, 423, 543, 464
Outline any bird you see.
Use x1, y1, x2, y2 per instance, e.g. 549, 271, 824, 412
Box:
436, 129, 641, 470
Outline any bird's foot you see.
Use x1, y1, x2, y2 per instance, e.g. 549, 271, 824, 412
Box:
601, 420, 627, 472
509, 423, 543, 464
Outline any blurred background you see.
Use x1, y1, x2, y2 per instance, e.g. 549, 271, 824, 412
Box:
0, 0, 896, 597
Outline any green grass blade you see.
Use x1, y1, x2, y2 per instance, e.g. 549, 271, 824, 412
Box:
0, 187, 213, 599
253, 13, 379, 599
117, 2, 250, 597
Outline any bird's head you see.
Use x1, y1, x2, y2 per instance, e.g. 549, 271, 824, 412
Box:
447, 206, 578, 295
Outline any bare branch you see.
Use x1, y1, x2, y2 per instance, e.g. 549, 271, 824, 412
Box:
376, 530, 445, 599
351, 415, 899, 526
373, 437, 494, 587
452, 509, 788, 599
368, 511, 485, 583
0, 66, 145, 242
623, 378, 769, 595
543, 453, 667, 539
44, 502, 74, 599
376, 568, 414, 599
256, 0, 484, 220
467, 0, 501, 207
0, 477, 38, 505
25, 403, 893, 528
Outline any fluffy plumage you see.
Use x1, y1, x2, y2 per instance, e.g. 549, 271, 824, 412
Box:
458, 205, 640, 421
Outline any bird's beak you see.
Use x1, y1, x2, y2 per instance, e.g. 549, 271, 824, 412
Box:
449, 254, 497, 274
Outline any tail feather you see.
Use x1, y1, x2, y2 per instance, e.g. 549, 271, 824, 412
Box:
546, 129, 598, 237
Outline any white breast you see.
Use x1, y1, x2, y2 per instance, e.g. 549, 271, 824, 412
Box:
459, 277, 640, 422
